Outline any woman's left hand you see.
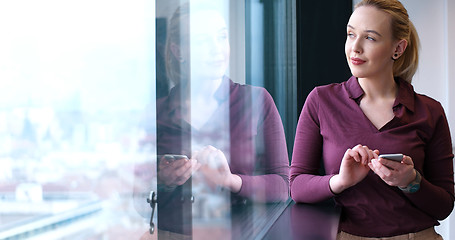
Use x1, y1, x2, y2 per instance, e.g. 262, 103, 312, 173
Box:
368, 154, 417, 188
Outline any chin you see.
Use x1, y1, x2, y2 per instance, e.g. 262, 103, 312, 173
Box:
351, 73, 365, 78
349, 68, 368, 79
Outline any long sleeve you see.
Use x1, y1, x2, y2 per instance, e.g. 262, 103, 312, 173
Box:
288, 77, 455, 237
290, 89, 335, 203
236, 88, 290, 202
402, 101, 454, 220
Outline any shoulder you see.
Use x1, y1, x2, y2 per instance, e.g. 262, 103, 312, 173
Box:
229, 81, 281, 124
306, 81, 349, 106
404, 81, 449, 130
231, 80, 269, 97
230, 80, 274, 105
300, 82, 346, 122
398, 78, 446, 115
309, 76, 356, 100
415, 92, 443, 107
312, 82, 345, 96
414, 92, 447, 117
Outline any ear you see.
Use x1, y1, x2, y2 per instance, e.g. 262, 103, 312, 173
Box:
393, 39, 408, 58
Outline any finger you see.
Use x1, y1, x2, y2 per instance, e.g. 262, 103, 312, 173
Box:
158, 155, 174, 167
158, 161, 168, 170
159, 158, 180, 170
189, 160, 202, 178
369, 159, 385, 177
373, 150, 380, 159
353, 144, 363, 149
192, 150, 200, 159
173, 160, 192, 176
192, 159, 202, 172
356, 145, 371, 165
198, 146, 218, 165
346, 148, 361, 162
371, 159, 392, 177
366, 149, 375, 165
401, 155, 414, 166
207, 145, 217, 151
170, 158, 190, 168
368, 162, 374, 171
174, 161, 198, 185
176, 164, 195, 185
377, 158, 400, 170
201, 145, 217, 154
197, 147, 211, 160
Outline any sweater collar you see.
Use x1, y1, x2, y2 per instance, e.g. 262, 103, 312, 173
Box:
345, 76, 415, 113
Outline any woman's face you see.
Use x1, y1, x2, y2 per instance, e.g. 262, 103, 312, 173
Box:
345, 6, 397, 79
189, 10, 230, 82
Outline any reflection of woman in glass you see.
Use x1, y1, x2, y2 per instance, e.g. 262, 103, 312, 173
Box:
158, 3, 289, 202
153, 2, 289, 236
290, 0, 453, 239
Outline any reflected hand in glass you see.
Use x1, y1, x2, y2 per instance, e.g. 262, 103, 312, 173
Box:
194, 145, 242, 193
157, 154, 200, 189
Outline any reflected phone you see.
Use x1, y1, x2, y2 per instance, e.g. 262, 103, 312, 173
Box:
378, 154, 403, 162
159, 154, 188, 163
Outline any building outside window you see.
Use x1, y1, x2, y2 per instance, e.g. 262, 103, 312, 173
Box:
0, 0, 296, 239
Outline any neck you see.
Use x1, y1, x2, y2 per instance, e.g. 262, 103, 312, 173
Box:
191, 77, 224, 100
358, 74, 397, 100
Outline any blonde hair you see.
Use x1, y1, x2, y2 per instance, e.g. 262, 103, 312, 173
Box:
165, 3, 190, 86
355, 0, 420, 83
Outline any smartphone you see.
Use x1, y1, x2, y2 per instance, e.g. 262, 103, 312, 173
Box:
378, 154, 403, 162
159, 154, 188, 163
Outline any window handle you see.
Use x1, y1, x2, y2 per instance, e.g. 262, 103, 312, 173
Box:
146, 191, 157, 234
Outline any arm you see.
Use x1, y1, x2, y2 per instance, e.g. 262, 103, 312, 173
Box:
369, 103, 454, 219
290, 89, 334, 203
236, 89, 290, 202
196, 88, 289, 202
291, 89, 379, 203
404, 106, 454, 219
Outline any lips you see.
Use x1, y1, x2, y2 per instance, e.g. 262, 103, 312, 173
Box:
351, 57, 366, 65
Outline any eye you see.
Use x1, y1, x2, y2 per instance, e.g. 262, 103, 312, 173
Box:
366, 36, 376, 41
347, 32, 355, 38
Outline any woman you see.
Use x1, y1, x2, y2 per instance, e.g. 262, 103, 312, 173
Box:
290, 0, 454, 239
158, 1, 289, 203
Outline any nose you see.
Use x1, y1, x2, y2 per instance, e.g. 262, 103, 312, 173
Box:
351, 38, 362, 54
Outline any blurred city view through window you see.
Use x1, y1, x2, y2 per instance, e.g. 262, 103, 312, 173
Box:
0, 0, 157, 239
0, 0, 295, 239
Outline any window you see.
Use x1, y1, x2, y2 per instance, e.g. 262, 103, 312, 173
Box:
0, 0, 296, 239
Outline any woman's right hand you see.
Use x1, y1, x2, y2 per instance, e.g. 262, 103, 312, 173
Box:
329, 144, 378, 194
158, 155, 200, 188
193, 145, 242, 193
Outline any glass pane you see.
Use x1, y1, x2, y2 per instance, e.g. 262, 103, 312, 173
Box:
0, 0, 156, 239
153, 0, 292, 239
0, 0, 295, 239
